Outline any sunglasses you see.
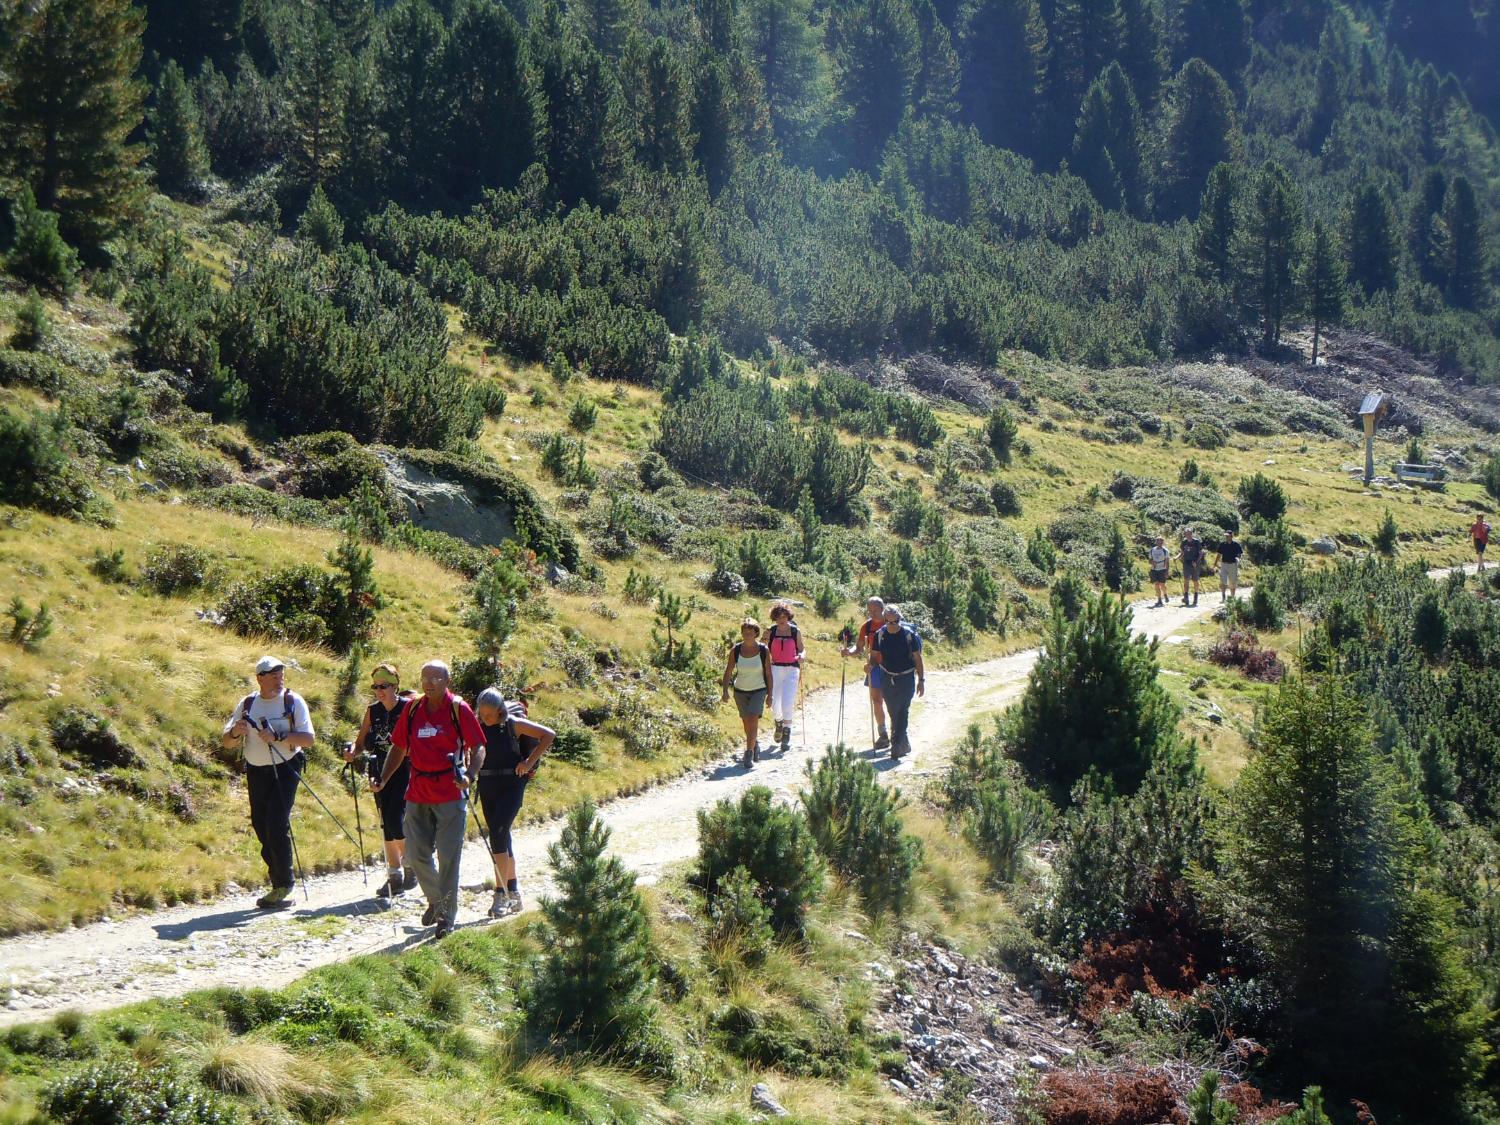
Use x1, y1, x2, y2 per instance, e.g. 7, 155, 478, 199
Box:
371, 681, 397, 690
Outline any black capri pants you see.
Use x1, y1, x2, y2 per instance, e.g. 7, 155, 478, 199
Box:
478, 771, 528, 856
375, 760, 409, 842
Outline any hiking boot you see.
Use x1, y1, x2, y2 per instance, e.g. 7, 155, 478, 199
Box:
742, 747, 755, 769
1153, 599, 1163, 608
507, 891, 524, 915
256, 886, 293, 910
892, 735, 912, 760
434, 916, 453, 939
780, 724, 792, 749
1192, 595, 1199, 606
421, 901, 439, 926
488, 889, 508, 919
873, 730, 891, 750
375, 870, 403, 899
402, 868, 419, 891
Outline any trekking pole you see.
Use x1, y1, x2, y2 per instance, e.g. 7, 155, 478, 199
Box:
266, 745, 309, 902
836, 658, 846, 749
258, 723, 366, 857
343, 753, 368, 885
799, 665, 806, 754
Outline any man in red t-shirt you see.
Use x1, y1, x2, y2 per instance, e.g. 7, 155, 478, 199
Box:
1471, 516, 1491, 573
376, 660, 484, 938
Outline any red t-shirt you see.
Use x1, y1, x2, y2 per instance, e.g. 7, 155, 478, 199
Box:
392, 691, 486, 805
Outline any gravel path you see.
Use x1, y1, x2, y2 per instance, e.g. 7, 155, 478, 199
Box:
0, 593, 1228, 1025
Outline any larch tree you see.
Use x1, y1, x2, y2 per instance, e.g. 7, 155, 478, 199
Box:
833, 0, 920, 170
1343, 177, 1399, 296
1443, 175, 1488, 310
148, 59, 209, 199
1307, 220, 1345, 366
1240, 160, 1306, 349
1159, 57, 1241, 219
0, 0, 148, 247
1071, 62, 1144, 216
1192, 161, 1239, 284
741, 0, 827, 161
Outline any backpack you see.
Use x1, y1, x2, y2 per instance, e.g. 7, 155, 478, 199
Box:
480, 696, 537, 772
240, 690, 296, 736
876, 624, 918, 672
767, 623, 801, 665
403, 694, 469, 777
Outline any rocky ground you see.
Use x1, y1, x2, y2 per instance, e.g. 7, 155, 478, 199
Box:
873, 937, 1088, 1122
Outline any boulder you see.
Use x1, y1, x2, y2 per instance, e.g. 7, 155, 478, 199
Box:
750, 1083, 790, 1117
1311, 536, 1338, 555
380, 452, 516, 548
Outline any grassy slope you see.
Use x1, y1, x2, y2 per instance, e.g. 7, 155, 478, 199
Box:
0, 801, 1011, 1125
0, 200, 1493, 934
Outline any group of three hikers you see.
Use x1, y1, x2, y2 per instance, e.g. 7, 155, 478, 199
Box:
221, 597, 925, 938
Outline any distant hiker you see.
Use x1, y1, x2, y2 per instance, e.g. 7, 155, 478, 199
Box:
342, 663, 417, 900
1148, 537, 1172, 607
1471, 515, 1491, 572
1179, 528, 1204, 607
473, 687, 554, 919
1216, 531, 1244, 602
377, 660, 484, 939
221, 656, 316, 910
870, 604, 925, 761
722, 618, 772, 768
765, 601, 805, 751
843, 596, 890, 749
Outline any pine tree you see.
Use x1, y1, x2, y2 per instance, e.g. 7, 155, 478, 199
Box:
651, 589, 699, 669
1240, 160, 1305, 348
1408, 166, 1447, 287
568, 0, 640, 59
1307, 221, 1345, 367
441, 0, 538, 200
148, 60, 209, 199
1172, 0, 1250, 89
531, 8, 630, 207
1071, 63, 1144, 215
1047, 0, 1123, 119
742, 0, 827, 161
695, 0, 738, 54
297, 183, 344, 252
337, 54, 387, 204
373, 0, 447, 204
1159, 58, 1241, 219
1343, 178, 1399, 295
140, 0, 246, 75
833, 0, 920, 169
1192, 161, 1239, 284
1220, 675, 1487, 1115
692, 50, 738, 194
282, 4, 349, 187
1117, 0, 1166, 110
957, 0, 1048, 156
0, 0, 149, 246
1443, 175, 1487, 310
5, 188, 80, 296
1306, 52, 1342, 149
1010, 591, 1184, 803
623, 36, 694, 174
912, 0, 960, 119
525, 802, 656, 1049
326, 516, 382, 654
795, 485, 822, 564
327, 0, 375, 52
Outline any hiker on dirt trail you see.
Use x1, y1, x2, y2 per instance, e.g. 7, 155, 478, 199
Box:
766, 601, 805, 751
473, 687, 554, 919
376, 660, 484, 939
1179, 528, 1204, 607
221, 656, 316, 910
1148, 537, 1173, 607
1471, 515, 1491, 572
342, 663, 417, 901
722, 617, 773, 769
870, 604, 924, 761
844, 596, 891, 749
1216, 531, 1244, 602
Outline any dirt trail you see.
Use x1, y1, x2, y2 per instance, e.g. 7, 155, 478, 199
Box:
0, 594, 1227, 1025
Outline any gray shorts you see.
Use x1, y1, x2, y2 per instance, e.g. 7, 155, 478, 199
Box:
733, 688, 766, 719
1219, 561, 1239, 585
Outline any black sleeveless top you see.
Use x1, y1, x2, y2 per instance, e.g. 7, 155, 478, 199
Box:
367, 696, 411, 776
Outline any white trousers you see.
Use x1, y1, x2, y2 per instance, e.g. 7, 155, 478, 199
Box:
770, 664, 800, 725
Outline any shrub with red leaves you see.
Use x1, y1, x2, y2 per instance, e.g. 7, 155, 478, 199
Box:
1207, 629, 1284, 682
1241, 647, 1285, 682
1042, 1069, 1178, 1125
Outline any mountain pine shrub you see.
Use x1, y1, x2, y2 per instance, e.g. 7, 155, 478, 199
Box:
694, 786, 825, 935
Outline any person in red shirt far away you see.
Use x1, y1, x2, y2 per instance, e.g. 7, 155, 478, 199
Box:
1471, 515, 1491, 573
375, 660, 484, 939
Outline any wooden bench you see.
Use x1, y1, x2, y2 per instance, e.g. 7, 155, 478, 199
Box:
1394, 462, 1447, 487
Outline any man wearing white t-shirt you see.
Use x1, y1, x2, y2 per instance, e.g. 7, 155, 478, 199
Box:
221, 656, 316, 909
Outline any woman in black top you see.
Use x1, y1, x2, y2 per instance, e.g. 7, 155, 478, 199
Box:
343, 662, 416, 899
473, 687, 555, 919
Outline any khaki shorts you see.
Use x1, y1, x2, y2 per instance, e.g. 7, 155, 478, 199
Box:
1219, 562, 1239, 585
733, 688, 766, 719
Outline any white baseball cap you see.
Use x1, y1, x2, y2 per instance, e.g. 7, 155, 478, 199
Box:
255, 655, 286, 674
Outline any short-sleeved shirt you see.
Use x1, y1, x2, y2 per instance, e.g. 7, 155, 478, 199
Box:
1180, 538, 1203, 564
857, 619, 880, 651
223, 691, 314, 768
1218, 540, 1244, 564
1473, 521, 1490, 545
1149, 546, 1170, 569
392, 691, 486, 805
873, 623, 922, 675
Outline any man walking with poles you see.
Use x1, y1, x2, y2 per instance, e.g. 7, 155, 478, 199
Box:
377, 660, 484, 939
221, 656, 316, 910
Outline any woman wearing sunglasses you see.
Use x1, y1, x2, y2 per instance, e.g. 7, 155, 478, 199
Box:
343, 663, 419, 899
